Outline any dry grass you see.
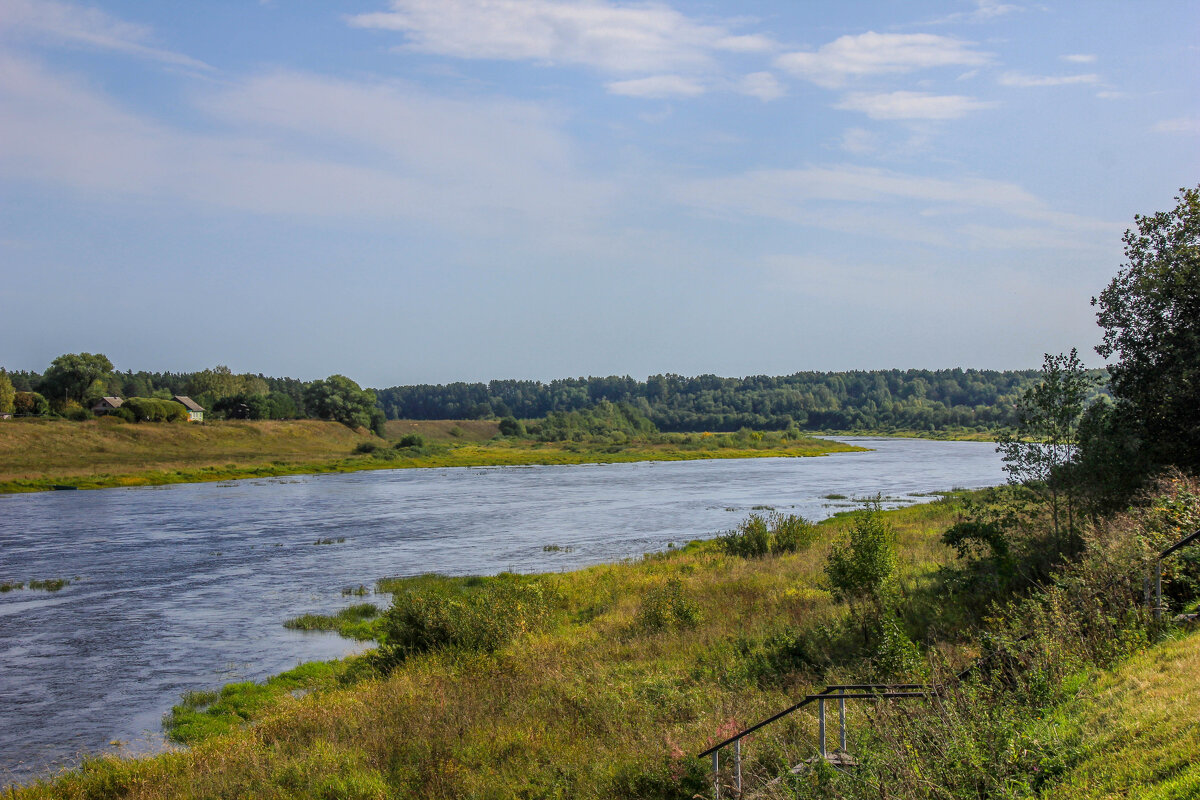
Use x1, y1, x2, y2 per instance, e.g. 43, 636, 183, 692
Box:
383, 419, 501, 442
0, 418, 372, 481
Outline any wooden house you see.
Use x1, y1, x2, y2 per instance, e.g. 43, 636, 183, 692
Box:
173, 396, 205, 422
92, 396, 125, 414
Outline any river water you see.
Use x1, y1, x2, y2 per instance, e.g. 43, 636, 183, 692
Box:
0, 437, 1003, 783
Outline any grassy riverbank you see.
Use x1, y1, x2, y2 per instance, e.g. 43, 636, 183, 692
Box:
13, 484, 1195, 799
0, 418, 863, 494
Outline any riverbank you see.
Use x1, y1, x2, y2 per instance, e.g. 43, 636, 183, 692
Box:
11, 485, 1195, 799
0, 418, 864, 493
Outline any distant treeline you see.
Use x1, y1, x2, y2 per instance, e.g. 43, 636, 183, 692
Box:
375, 369, 1105, 432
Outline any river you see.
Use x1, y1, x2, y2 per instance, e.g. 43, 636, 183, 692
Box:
0, 437, 1004, 783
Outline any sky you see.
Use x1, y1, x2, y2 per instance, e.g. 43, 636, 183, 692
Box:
0, 0, 1197, 388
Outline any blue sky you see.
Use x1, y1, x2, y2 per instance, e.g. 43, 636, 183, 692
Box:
1, 0, 1196, 387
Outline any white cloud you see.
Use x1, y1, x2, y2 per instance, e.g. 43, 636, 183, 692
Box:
606, 74, 705, 98
1060, 53, 1096, 63
923, 0, 1024, 25
998, 71, 1099, 87
1152, 117, 1200, 135
835, 91, 996, 120
775, 32, 992, 88
0, 0, 210, 69
839, 127, 879, 155
348, 0, 763, 74
737, 71, 784, 101
674, 164, 1120, 250
0, 53, 613, 234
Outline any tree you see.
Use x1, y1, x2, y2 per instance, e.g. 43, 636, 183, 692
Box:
1092, 184, 1200, 479
39, 353, 113, 405
304, 375, 385, 435
995, 349, 1095, 552
825, 504, 897, 644
0, 369, 14, 415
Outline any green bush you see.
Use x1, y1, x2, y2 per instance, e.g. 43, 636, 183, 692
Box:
719, 512, 818, 557
124, 397, 187, 422
395, 433, 425, 448
353, 441, 381, 454
372, 578, 553, 670
635, 578, 700, 632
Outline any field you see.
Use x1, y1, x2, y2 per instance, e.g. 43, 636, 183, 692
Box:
0, 418, 861, 493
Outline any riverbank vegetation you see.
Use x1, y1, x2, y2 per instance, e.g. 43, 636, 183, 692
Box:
0, 415, 861, 494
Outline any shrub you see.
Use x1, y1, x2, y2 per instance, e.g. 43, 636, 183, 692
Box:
635, 578, 700, 632
719, 513, 818, 557
13, 391, 50, 416
395, 433, 425, 448
353, 441, 381, 454
124, 397, 187, 422
372, 578, 553, 670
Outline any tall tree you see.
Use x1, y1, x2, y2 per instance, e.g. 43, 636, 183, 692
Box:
995, 350, 1094, 552
39, 353, 114, 405
305, 375, 385, 435
1092, 185, 1200, 477
0, 369, 15, 415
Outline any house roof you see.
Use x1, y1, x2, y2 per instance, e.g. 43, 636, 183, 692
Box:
173, 395, 205, 412
95, 396, 124, 408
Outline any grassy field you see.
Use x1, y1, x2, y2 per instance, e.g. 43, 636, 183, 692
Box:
0, 418, 861, 493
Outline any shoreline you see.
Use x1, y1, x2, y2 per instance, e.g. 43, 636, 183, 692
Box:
0, 437, 868, 495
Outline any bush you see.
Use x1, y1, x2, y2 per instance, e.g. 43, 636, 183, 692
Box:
719, 513, 818, 557
635, 578, 700, 632
395, 433, 425, 448
124, 397, 187, 422
372, 578, 553, 670
353, 441, 381, 454
13, 391, 50, 416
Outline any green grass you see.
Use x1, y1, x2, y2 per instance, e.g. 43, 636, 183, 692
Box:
1035, 629, 1200, 800
283, 603, 382, 641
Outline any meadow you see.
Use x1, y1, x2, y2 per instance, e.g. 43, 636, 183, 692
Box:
0, 418, 861, 493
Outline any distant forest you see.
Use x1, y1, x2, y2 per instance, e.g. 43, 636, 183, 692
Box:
5, 362, 1113, 434
374, 369, 1105, 433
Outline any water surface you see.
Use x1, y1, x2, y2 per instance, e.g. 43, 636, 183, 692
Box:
0, 437, 1003, 782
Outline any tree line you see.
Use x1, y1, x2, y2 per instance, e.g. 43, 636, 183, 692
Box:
374, 368, 1099, 433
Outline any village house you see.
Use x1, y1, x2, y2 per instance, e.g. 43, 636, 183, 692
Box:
92, 396, 124, 414
173, 395, 204, 422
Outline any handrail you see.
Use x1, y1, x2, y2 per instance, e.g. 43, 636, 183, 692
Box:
696, 684, 933, 758
1155, 528, 1200, 619
1161, 529, 1200, 559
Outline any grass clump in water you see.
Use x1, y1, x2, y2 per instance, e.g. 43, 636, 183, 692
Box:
284, 603, 381, 640
313, 536, 346, 545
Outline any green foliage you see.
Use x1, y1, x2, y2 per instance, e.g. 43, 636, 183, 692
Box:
0, 369, 14, 415
38, 352, 113, 406
12, 391, 49, 416
1090, 184, 1200, 495
375, 368, 1063, 434
825, 505, 897, 635
284, 603, 381, 641
304, 374, 385, 435
719, 512, 818, 557
123, 397, 187, 422
634, 578, 700, 632
212, 392, 298, 420
996, 349, 1095, 551
372, 577, 554, 669
395, 433, 425, 448
527, 399, 657, 442
497, 415, 525, 436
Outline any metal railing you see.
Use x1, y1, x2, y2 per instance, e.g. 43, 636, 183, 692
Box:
697, 684, 934, 798
1155, 528, 1200, 619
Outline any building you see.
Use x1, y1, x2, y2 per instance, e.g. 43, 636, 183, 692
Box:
92, 396, 124, 414
173, 396, 205, 422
